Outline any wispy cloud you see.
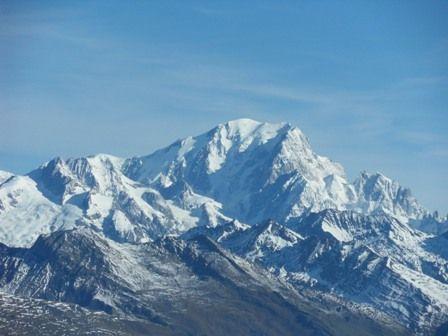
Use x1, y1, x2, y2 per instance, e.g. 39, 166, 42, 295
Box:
400, 131, 443, 145
0, 5, 102, 49
1, 1, 447, 211
427, 148, 448, 159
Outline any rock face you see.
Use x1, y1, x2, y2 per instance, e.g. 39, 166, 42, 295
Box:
188, 212, 448, 333
0, 118, 447, 334
0, 229, 405, 336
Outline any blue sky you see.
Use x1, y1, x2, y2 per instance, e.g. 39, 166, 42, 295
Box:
1, 1, 447, 212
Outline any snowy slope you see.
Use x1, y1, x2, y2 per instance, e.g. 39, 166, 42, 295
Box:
0, 174, 80, 246
0, 118, 447, 334
124, 119, 443, 230
124, 119, 357, 225
352, 171, 426, 221
0, 154, 203, 247
1, 119, 444, 247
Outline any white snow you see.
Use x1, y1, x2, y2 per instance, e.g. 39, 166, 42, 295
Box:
111, 210, 133, 234
0, 171, 13, 184
321, 218, 353, 242
0, 118, 447, 333
392, 262, 448, 306
0, 175, 80, 247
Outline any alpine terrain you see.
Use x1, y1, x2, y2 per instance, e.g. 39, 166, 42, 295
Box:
1, 119, 447, 335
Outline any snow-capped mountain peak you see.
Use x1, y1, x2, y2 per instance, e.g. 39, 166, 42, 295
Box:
352, 171, 425, 221
124, 119, 358, 225
1, 118, 448, 334
29, 154, 126, 203
1, 119, 444, 249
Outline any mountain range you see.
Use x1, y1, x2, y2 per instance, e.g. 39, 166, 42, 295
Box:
0, 119, 447, 335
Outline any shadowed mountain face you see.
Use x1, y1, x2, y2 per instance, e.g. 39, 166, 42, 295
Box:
0, 119, 447, 334
0, 229, 405, 336
184, 211, 448, 334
